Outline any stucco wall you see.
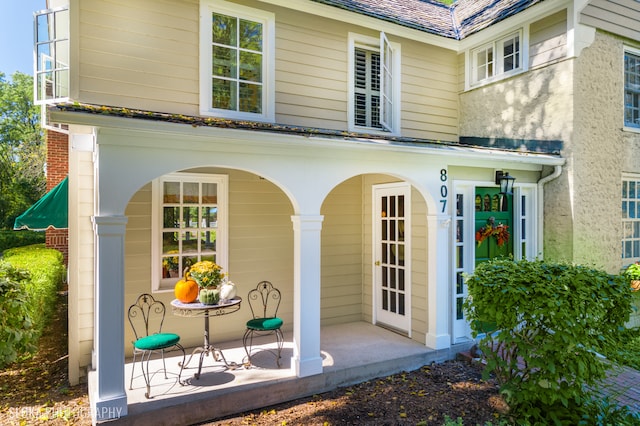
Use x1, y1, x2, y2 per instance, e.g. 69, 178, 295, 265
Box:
568, 31, 627, 271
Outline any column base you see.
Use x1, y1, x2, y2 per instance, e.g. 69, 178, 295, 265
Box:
291, 355, 323, 377
88, 369, 128, 423
425, 333, 450, 350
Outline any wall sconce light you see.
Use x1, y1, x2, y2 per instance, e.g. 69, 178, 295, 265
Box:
495, 170, 515, 195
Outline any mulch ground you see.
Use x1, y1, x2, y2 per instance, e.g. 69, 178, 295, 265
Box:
0, 292, 509, 425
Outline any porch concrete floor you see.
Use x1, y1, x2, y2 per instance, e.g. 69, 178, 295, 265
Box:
103, 322, 471, 425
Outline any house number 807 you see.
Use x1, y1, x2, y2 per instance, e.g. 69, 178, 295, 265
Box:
439, 169, 448, 213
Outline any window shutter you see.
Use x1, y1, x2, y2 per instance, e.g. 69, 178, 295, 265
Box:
379, 32, 394, 132
354, 49, 368, 127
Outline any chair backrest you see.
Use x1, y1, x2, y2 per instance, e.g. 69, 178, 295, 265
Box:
247, 281, 281, 319
128, 293, 166, 341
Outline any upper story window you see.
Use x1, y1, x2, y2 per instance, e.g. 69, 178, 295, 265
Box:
200, 0, 275, 122
625, 47, 640, 130
470, 31, 523, 87
349, 33, 400, 134
152, 173, 228, 292
34, 6, 69, 104
623, 176, 640, 262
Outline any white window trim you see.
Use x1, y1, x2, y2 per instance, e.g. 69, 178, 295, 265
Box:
199, 0, 275, 122
622, 173, 640, 264
466, 28, 528, 90
34, 6, 70, 105
151, 173, 228, 293
348, 32, 401, 135
624, 46, 640, 133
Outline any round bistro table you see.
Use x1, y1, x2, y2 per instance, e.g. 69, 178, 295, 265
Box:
170, 297, 242, 379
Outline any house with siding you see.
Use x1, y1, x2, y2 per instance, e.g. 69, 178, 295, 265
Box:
31, 0, 640, 422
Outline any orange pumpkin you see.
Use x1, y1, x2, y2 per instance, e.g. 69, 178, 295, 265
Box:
174, 272, 199, 303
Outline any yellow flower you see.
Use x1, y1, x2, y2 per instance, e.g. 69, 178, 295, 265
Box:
189, 260, 226, 288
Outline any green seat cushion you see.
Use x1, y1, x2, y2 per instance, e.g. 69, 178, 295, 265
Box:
246, 317, 283, 331
134, 333, 180, 350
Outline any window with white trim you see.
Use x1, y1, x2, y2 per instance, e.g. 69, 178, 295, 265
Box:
199, 0, 274, 121
470, 31, 522, 87
152, 173, 228, 292
622, 176, 640, 262
625, 47, 640, 130
349, 33, 400, 134
34, 6, 69, 104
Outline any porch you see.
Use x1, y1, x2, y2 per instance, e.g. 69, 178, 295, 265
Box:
102, 322, 472, 425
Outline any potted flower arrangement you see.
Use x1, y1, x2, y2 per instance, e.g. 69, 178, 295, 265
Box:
624, 262, 640, 292
475, 216, 510, 247
189, 260, 225, 304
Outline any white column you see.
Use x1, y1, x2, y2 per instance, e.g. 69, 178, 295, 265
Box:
90, 215, 128, 421
425, 214, 451, 349
290, 215, 324, 377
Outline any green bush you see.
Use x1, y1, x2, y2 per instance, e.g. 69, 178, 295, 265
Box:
0, 230, 45, 253
0, 245, 65, 368
0, 261, 36, 367
464, 259, 632, 425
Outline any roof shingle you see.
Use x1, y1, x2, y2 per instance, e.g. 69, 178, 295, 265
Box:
310, 0, 547, 39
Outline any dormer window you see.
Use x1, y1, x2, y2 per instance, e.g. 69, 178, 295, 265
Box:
470, 30, 523, 87
200, 0, 275, 122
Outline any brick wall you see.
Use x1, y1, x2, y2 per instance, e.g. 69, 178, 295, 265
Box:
46, 129, 69, 265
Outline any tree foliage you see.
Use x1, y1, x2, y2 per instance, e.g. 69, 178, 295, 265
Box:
465, 258, 633, 425
0, 71, 45, 229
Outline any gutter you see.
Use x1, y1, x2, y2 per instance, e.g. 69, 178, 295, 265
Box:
537, 164, 563, 258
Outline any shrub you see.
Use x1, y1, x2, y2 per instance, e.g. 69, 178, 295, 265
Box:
0, 230, 45, 253
0, 261, 36, 368
0, 245, 65, 368
464, 259, 632, 425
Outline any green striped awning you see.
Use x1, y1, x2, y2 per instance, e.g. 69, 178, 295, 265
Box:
14, 176, 68, 231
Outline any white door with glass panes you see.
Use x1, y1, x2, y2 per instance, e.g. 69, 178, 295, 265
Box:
373, 183, 411, 333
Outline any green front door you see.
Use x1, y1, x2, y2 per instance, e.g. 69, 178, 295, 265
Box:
475, 187, 513, 265
473, 187, 513, 334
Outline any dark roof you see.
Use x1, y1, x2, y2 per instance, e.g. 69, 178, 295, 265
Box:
310, 0, 547, 39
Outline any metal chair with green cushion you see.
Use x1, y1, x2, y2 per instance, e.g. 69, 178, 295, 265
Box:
128, 293, 185, 398
243, 281, 284, 368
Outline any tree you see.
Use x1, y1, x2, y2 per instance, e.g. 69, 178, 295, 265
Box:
0, 71, 45, 229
